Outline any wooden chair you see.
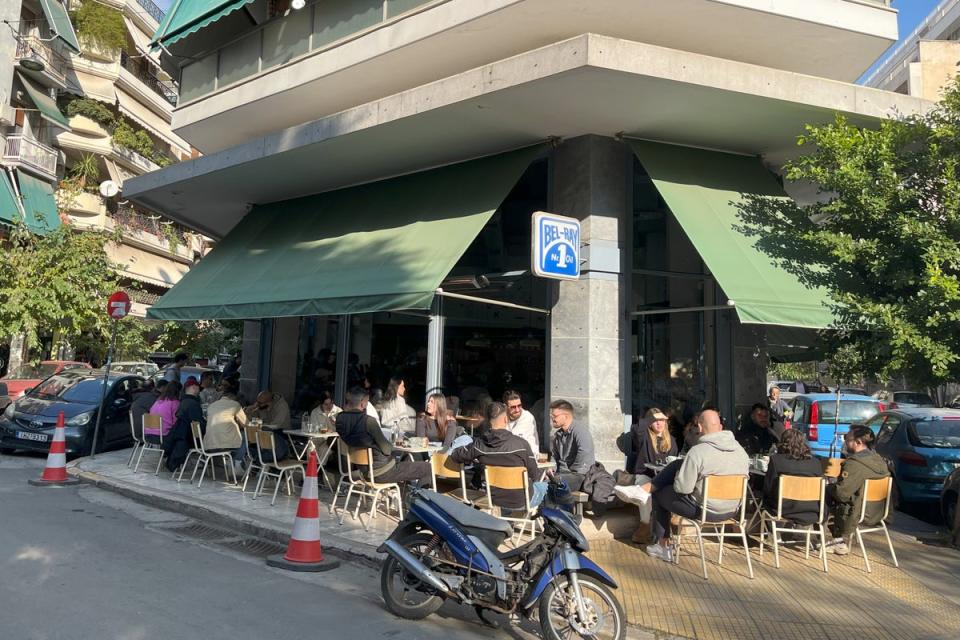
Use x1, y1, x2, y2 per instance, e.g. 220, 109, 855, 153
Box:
252, 430, 304, 505
330, 438, 356, 514
127, 412, 142, 467
337, 446, 403, 530
821, 458, 842, 479
133, 414, 165, 475
853, 477, 898, 573
240, 425, 261, 492
674, 475, 754, 580
181, 421, 237, 488
429, 453, 473, 504
759, 475, 828, 572
479, 465, 537, 543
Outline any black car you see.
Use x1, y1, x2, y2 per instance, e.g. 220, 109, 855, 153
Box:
0, 369, 143, 457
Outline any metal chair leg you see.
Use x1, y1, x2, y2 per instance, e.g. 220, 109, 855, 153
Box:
154, 450, 165, 476
882, 523, 899, 567
772, 521, 781, 569
696, 524, 708, 580
717, 524, 725, 565
819, 525, 829, 573
856, 529, 871, 573
197, 458, 211, 488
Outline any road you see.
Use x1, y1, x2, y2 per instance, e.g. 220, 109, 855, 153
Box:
0, 454, 543, 640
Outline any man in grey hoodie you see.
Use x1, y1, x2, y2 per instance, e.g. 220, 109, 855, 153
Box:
641, 410, 749, 562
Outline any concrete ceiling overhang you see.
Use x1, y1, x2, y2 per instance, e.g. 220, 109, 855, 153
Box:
125, 34, 933, 239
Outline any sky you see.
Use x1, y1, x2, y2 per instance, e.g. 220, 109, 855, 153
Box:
858, 0, 945, 82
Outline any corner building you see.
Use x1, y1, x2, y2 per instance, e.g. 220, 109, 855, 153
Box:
126, 0, 931, 466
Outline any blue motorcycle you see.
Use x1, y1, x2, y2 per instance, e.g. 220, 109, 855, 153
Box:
377, 486, 625, 639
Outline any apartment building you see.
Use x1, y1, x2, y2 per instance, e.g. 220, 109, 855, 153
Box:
126, 0, 930, 464
863, 0, 960, 101
1, 0, 204, 370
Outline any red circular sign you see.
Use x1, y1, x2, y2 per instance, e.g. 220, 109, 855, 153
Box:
107, 291, 131, 319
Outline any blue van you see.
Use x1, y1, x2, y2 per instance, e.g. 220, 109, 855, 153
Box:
788, 393, 884, 458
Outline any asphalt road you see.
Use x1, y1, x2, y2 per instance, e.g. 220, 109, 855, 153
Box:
0, 454, 543, 640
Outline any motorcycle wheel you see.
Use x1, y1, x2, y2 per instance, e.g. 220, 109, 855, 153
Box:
539, 575, 626, 640
380, 532, 447, 620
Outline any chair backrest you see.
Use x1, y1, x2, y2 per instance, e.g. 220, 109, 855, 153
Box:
821, 458, 842, 478
190, 421, 204, 452
699, 475, 747, 523
484, 465, 530, 512
859, 476, 892, 524
347, 446, 376, 480
776, 475, 826, 522
256, 429, 278, 466
431, 453, 461, 480
143, 414, 163, 443
129, 412, 141, 442
244, 425, 260, 445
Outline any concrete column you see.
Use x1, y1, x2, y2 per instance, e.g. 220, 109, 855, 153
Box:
549, 135, 629, 468
270, 317, 300, 402
239, 321, 261, 404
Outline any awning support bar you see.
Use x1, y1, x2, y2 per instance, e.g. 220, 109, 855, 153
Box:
435, 289, 550, 315
631, 303, 736, 317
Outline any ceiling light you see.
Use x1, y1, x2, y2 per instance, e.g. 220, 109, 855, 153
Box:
291, 0, 306, 9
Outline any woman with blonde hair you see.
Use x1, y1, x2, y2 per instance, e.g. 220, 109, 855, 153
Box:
630, 408, 678, 474
415, 392, 463, 449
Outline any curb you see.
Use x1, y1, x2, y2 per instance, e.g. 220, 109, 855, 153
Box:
67, 464, 382, 567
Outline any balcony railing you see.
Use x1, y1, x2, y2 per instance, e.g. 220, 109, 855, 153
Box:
15, 36, 68, 86
136, 0, 166, 23
120, 52, 178, 107
3, 135, 58, 179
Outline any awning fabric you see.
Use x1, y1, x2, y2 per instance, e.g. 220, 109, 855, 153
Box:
151, 0, 256, 49
116, 89, 189, 155
16, 170, 61, 233
147, 145, 542, 320
65, 70, 117, 103
123, 16, 161, 64
18, 72, 70, 130
107, 243, 189, 288
39, 0, 80, 54
628, 140, 834, 329
0, 172, 23, 225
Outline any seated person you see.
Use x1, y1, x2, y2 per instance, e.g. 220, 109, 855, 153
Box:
379, 377, 415, 434
148, 380, 181, 438
825, 425, 890, 555
762, 429, 823, 523
198, 371, 221, 406
308, 391, 340, 431
416, 393, 464, 450
163, 382, 205, 472
642, 410, 749, 562
203, 385, 245, 475
131, 379, 160, 437
240, 390, 291, 460
450, 402, 540, 512
549, 399, 595, 492
737, 403, 784, 455
336, 386, 431, 487
504, 390, 540, 455
630, 408, 678, 474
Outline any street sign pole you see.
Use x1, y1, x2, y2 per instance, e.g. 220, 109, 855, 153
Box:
89, 319, 118, 460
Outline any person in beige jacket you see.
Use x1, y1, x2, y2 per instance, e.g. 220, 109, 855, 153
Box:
203, 390, 244, 474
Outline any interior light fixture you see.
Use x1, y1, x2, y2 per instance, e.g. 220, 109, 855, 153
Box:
291, 0, 306, 10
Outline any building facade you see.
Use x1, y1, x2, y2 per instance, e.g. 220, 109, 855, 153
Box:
126, 0, 931, 466
1, 0, 204, 372
864, 0, 960, 100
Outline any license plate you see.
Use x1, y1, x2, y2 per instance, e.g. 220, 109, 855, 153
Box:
16, 431, 48, 442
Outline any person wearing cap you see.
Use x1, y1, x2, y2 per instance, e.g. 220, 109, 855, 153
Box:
630, 408, 678, 475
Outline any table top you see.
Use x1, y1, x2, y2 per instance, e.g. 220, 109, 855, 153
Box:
284, 429, 338, 439
537, 460, 555, 469
455, 415, 483, 423
395, 444, 443, 454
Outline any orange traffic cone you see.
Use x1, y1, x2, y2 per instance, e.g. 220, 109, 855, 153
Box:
266, 444, 339, 572
29, 411, 80, 487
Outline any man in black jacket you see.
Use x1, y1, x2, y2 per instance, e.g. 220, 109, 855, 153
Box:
737, 403, 784, 455
164, 381, 205, 472
451, 402, 540, 511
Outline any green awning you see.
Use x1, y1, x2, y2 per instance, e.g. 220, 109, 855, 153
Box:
18, 73, 70, 130
39, 0, 80, 54
16, 170, 61, 234
147, 146, 542, 320
151, 0, 256, 48
0, 172, 23, 226
628, 140, 835, 329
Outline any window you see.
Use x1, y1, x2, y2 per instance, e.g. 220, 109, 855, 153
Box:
791, 399, 807, 424
876, 416, 900, 445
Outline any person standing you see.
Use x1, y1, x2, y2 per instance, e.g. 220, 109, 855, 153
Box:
768, 386, 791, 423
503, 390, 539, 454
548, 399, 595, 492
163, 352, 189, 383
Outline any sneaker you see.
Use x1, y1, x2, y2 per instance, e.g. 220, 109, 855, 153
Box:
646, 543, 674, 563
832, 539, 850, 555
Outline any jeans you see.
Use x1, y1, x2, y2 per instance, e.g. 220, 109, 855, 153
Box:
374, 461, 432, 487
558, 472, 586, 493
650, 460, 735, 542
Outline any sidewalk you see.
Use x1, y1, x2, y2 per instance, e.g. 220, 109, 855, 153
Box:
71, 451, 960, 640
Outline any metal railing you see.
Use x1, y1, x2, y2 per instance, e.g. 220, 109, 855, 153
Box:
136, 0, 166, 23
120, 51, 178, 107
3, 135, 58, 178
15, 36, 67, 85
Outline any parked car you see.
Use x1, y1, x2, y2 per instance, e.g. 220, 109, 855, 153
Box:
862, 409, 960, 509
872, 390, 937, 409
0, 369, 142, 457
0, 360, 92, 409
837, 387, 868, 396
111, 361, 160, 377
788, 393, 885, 457
152, 365, 221, 387
941, 466, 960, 526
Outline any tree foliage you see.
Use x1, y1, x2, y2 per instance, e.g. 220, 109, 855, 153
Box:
738, 81, 960, 387
153, 320, 243, 359
73, 1, 127, 51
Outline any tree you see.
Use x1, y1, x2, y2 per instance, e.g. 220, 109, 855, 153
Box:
738, 80, 960, 389
153, 320, 242, 360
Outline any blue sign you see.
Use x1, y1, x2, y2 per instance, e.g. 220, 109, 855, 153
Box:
532, 211, 580, 280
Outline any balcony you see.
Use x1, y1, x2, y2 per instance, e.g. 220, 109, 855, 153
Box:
135, 0, 165, 24
120, 52, 178, 108
170, 0, 898, 153
2, 135, 58, 182
15, 36, 68, 89
112, 143, 160, 174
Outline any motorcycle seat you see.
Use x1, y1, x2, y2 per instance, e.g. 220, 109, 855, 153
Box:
420, 490, 513, 537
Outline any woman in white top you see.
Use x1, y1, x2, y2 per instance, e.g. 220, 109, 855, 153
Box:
378, 377, 415, 434
309, 392, 341, 430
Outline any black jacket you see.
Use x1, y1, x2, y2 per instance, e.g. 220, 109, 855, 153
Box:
762, 455, 824, 523
737, 418, 785, 455
450, 429, 538, 510
164, 395, 205, 472
628, 420, 679, 474
336, 409, 395, 477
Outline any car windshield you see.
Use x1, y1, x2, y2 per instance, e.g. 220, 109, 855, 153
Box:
818, 400, 880, 423
6, 363, 58, 380
30, 375, 108, 404
911, 420, 960, 448
894, 392, 934, 405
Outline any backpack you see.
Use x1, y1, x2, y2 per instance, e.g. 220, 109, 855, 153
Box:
337, 412, 373, 448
